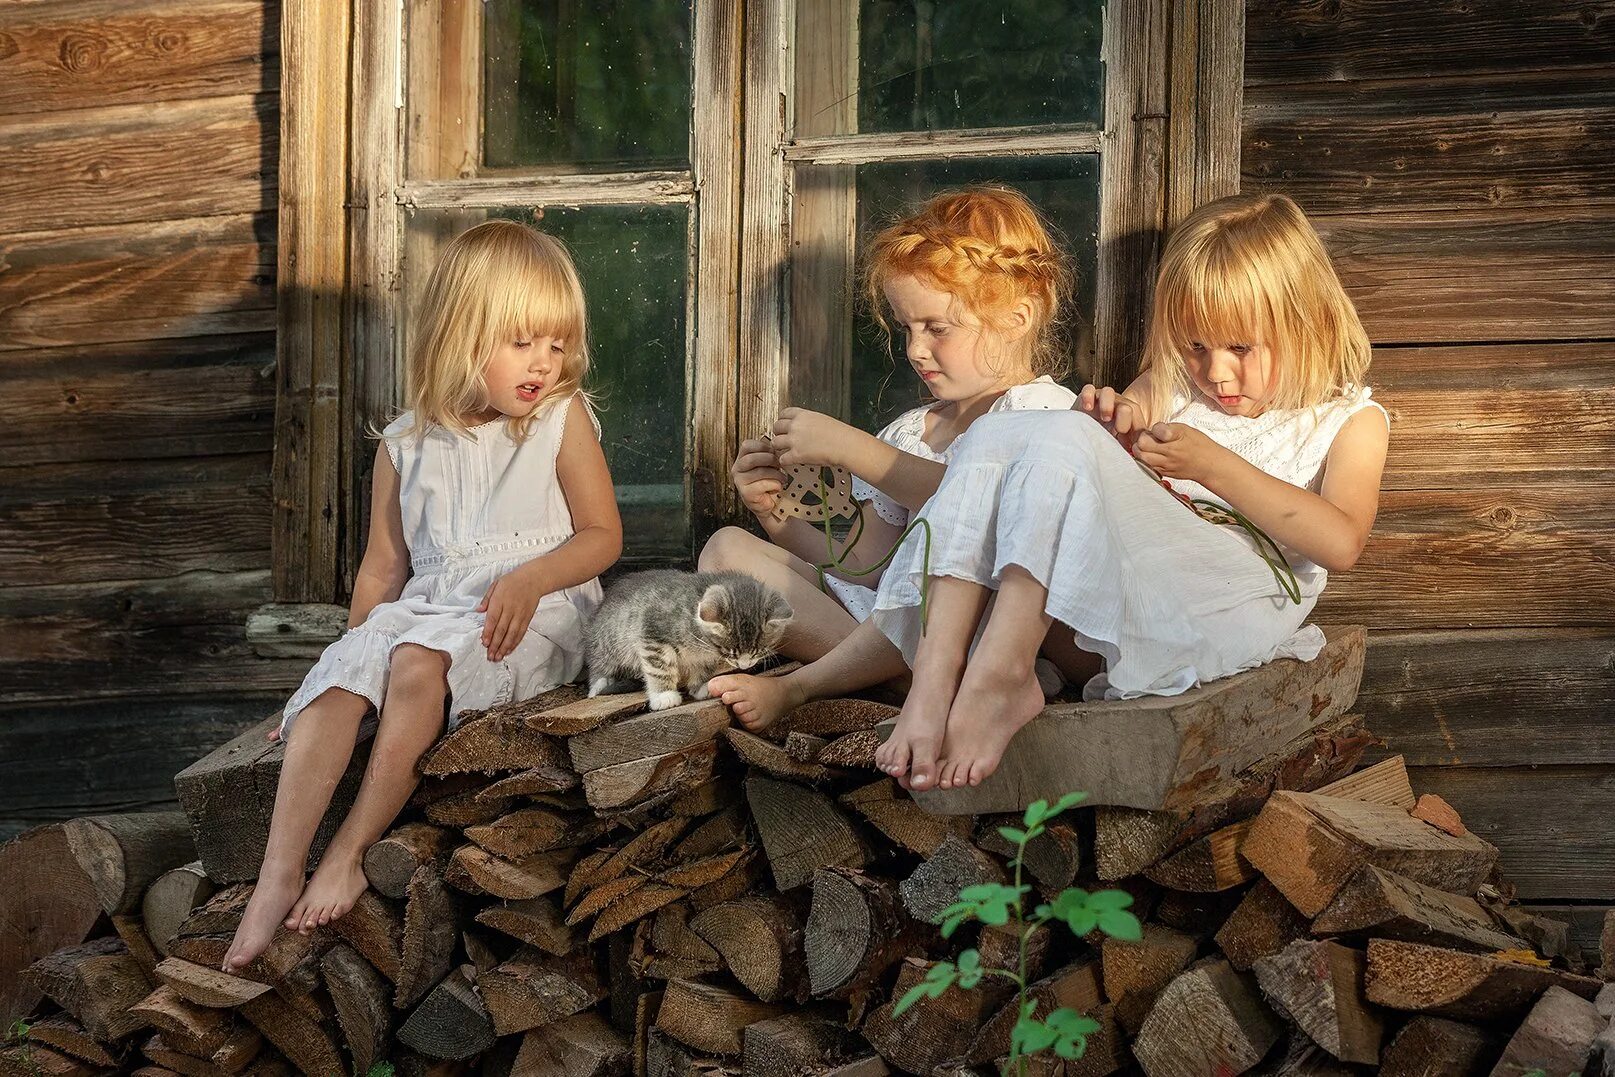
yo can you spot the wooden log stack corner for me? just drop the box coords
[4,627,1613,1077]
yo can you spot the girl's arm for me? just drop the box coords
[770,408,946,513]
[348,444,412,628]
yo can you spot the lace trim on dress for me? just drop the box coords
[412,533,572,571]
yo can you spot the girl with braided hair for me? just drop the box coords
[700,186,1079,729]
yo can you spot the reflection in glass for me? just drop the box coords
[402,204,691,558]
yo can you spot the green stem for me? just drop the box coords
[1014,834,1030,1077]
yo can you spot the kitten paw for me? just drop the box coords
[688,682,713,701]
[647,689,684,711]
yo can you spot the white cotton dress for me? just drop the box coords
[869,385,1388,700]
[279,396,605,738]
[823,375,1078,622]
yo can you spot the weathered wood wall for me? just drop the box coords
[0,0,303,837]
[1243,0,1615,905]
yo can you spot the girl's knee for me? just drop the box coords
[389,643,449,688]
[698,526,763,573]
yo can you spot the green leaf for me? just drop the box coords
[956,948,983,989]
[997,825,1029,844]
[1046,1008,1101,1060]
[1049,791,1088,816]
[1086,889,1135,911]
[1098,908,1144,941]
[365,1065,397,1077]
[951,882,1029,927]
[939,910,971,939]
[1010,1015,1058,1056]
[1022,799,1050,828]
[893,962,959,1017]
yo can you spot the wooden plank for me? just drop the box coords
[1314,208,1615,343]
[783,124,1104,164]
[401,172,693,208]
[1317,485,1615,630]
[0,214,276,351]
[0,334,275,466]
[1166,0,1243,229]
[1245,0,1615,84]
[1244,72,1615,213]
[0,94,276,234]
[0,454,270,585]
[0,0,277,115]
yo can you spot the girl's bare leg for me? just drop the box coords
[222,686,369,971]
[936,565,1055,790]
[698,526,858,661]
[286,644,450,932]
[711,619,909,732]
[875,575,992,792]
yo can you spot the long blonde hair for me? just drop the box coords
[395,219,590,442]
[1139,193,1370,420]
[863,185,1073,382]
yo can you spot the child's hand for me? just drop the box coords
[731,438,786,518]
[1079,384,1148,450]
[477,566,547,662]
[770,408,851,469]
[1134,422,1226,485]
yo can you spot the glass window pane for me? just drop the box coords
[401,204,691,559]
[481,0,693,171]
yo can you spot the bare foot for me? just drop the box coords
[222,869,302,972]
[934,663,1046,790]
[710,672,805,733]
[874,661,965,792]
[284,848,369,934]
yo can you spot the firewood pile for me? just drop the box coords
[4,641,1614,1077]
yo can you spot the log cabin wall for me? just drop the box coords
[1242,0,1615,923]
[0,0,303,838]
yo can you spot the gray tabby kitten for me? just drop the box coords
[584,570,793,711]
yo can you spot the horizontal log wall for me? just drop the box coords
[0,0,301,837]
[1245,0,1615,904]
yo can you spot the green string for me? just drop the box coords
[805,468,934,634]
[1190,497,1303,605]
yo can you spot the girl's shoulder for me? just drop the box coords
[872,403,940,449]
[994,375,1078,413]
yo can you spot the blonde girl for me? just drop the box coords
[873,193,1390,792]
[224,220,622,971]
[700,186,1078,729]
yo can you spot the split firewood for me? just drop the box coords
[783,733,830,763]
[477,896,584,956]
[741,1009,867,1076]
[1216,880,1312,971]
[1243,791,1500,916]
[898,833,1007,922]
[467,807,618,859]
[689,894,805,1003]
[1152,887,1248,941]
[480,948,607,1037]
[482,684,637,737]
[1314,755,1416,808]
[686,851,766,912]
[655,977,788,1057]
[112,913,163,977]
[975,815,1082,892]
[152,957,271,1007]
[722,727,844,784]
[1410,793,1466,836]
[979,921,1051,983]
[860,957,1011,1075]
[566,848,620,907]
[1131,959,1284,1077]
[746,777,870,892]
[837,779,970,858]
[816,730,881,769]
[397,865,459,1008]
[1311,864,1525,953]
[967,959,1103,1064]
[1101,924,1199,1034]
[396,965,497,1060]
[1490,985,1603,1077]
[478,764,582,801]
[815,1058,891,1077]
[320,943,391,1077]
[571,875,651,927]
[20,1015,122,1069]
[660,849,754,891]
[418,711,572,776]
[462,928,505,976]
[1249,1031,1360,1077]
[170,889,322,994]
[805,869,924,1005]
[239,991,345,1077]
[568,701,730,772]
[425,787,514,828]
[0,823,105,1028]
[25,936,151,1041]
[643,904,721,974]
[574,818,692,895]
[141,1031,228,1076]
[644,1027,734,1076]
[1363,938,1603,1021]
[1377,1016,1500,1077]
[584,743,723,811]
[634,986,665,1077]
[1251,940,1384,1064]
[1491,906,1578,968]
[665,774,743,818]
[672,804,748,861]
[446,844,577,900]
[510,1011,630,1076]
[1,1042,108,1077]
[63,812,197,916]
[211,1025,266,1074]
[774,698,898,740]
[329,888,403,983]
[1144,819,1257,892]
[363,823,456,898]
[592,882,690,942]
[142,862,216,960]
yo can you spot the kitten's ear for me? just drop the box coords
[697,583,731,626]
[766,595,794,630]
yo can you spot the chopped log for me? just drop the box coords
[1489,985,1603,1077]
[571,876,652,927]
[1364,939,1603,1021]
[396,965,497,1060]
[1252,940,1384,1064]
[1153,887,1248,941]
[1144,819,1257,892]
[664,776,743,821]
[816,730,880,769]
[1378,1016,1501,1077]
[152,958,271,1007]
[480,949,607,1037]
[1249,1032,1359,1077]
[579,819,693,894]
[805,869,921,1001]
[838,779,971,858]
[687,852,766,913]
[1492,907,1578,968]
[143,863,215,959]
[510,1011,630,1076]
[899,834,1006,923]
[1102,924,1199,1034]
[907,625,1367,814]
[644,1027,734,1076]
[363,823,456,898]
[1216,880,1312,971]
[584,743,723,811]
[673,805,749,861]
[1312,864,1525,953]
[209,1026,263,1074]
[1412,794,1468,837]
[774,698,899,739]
[63,812,197,916]
[398,865,458,1009]
[320,943,392,1077]
[238,991,344,1077]
[132,986,234,1056]
[740,1009,866,1076]
[330,888,403,983]
[1243,791,1500,916]
[1315,755,1417,808]
[524,688,648,737]
[22,1016,121,1069]
[25,936,150,1040]
[783,733,829,763]
[1131,959,1284,1077]
[140,1033,228,1077]
[978,920,1051,983]
[689,895,805,1003]
[967,959,1103,1064]
[975,816,1082,892]
[568,701,730,772]
[746,777,870,893]
[418,711,571,776]
[0,824,103,1027]
[592,883,691,943]
[425,788,514,827]
[478,896,585,956]
[721,728,839,784]
[1,1042,109,1077]
[655,978,787,1057]
[467,808,618,859]
[478,764,582,800]
[634,986,665,1076]
[113,914,163,977]
[659,850,753,891]
[860,957,1009,1075]
[446,845,577,900]
[1093,710,1373,879]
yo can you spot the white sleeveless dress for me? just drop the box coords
[279,396,605,738]
[869,385,1388,700]
[823,376,1077,622]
